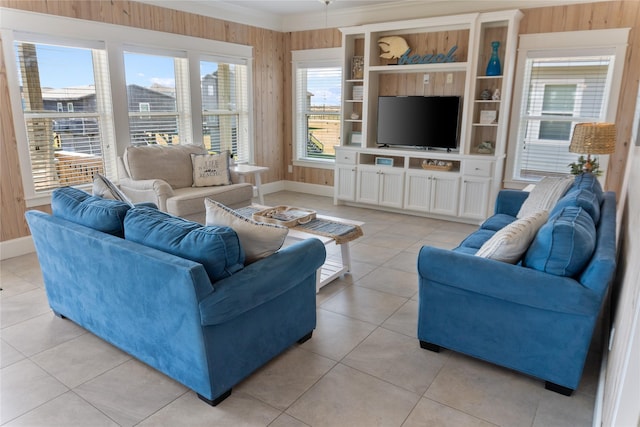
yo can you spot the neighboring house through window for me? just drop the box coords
[505,29,629,186]
[292,48,342,168]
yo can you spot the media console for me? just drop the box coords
[336,10,522,223]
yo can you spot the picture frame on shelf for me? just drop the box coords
[480,110,497,124]
[350,132,362,146]
[352,85,363,100]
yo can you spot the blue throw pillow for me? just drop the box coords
[51,187,131,237]
[124,207,244,283]
[551,188,600,225]
[572,173,603,204]
[523,207,596,277]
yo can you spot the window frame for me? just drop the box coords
[1,8,253,207]
[291,48,342,170]
[504,29,629,188]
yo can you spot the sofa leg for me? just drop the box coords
[419,340,440,353]
[198,389,232,406]
[52,310,66,319]
[545,381,573,396]
[297,331,313,344]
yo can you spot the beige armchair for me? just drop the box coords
[118,144,253,223]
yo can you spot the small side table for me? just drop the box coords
[231,165,269,204]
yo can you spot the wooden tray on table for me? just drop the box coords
[252,206,316,227]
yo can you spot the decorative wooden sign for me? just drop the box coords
[378,35,458,64]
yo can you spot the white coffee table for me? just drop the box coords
[251,205,364,292]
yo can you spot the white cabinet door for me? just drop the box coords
[356,166,380,205]
[404,170,433,212]
[459,176,491,219]
[335,165,357,201]
[429,173,460,216]
[379,168,404,208]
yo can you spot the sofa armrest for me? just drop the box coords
[494,190,529,217]
[198,238,326,326]
[119,178,174,211]
[417,246,601,315]
[229,169,241,185]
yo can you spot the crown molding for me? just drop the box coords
[137,0,607,33]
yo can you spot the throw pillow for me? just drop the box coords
[476,210,549,264]
[523,206,596,277]
[516,176,574,218]
[92,173,135,207]
[51,186,132,237]
[204,198,288,264]
[572,172,604,203]
[124,206,244,283]
[191,152,231,187]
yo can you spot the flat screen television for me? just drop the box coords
[376,96,461,150]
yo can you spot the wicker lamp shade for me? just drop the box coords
[569,123,616,155]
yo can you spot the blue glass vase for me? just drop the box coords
[486,41,501,76]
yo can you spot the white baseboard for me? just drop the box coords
[282,180,334,197]
[0,235,35,260]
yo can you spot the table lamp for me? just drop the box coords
[569,122,616,173]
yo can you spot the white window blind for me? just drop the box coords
[293,50,342,163]
[200,60,250,163]
[124,51,192,146]
[514,55,613,180]
[13,40,115,191]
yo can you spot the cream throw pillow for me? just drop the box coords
[92,173,135,207]
[204,198,288,264]
[517,176,573,219]
[191,152,231,187]
[476,210,549,263]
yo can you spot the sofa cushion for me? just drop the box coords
[524,207,596,277]
[123,144,207,189]
[551,188,600,224]
[124,207,244,282]
[572,172,604,203]
[517,176,574,218]
[191,152,232,187]
[51,187,131,237]
[476,210,549,263]
[457,229,496,251]
[205,198,288,264]
[480,214,516,231]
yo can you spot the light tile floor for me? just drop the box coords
[1,191,599,426]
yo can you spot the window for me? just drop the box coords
[12,39,114,191]
[200,59,251,163]
[292,48,342,166]
[506,29,628,185]
[3,9,253,206]
[124,51,191,146]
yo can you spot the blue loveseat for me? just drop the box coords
[417,173,616,395]
[26,187,326,405]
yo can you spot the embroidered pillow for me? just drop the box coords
[191,152,231,187]
[517,176,574,218]
[205,198,288,264]
[476,210,549,263]
[92,173,135,207]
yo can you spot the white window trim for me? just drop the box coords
[1,7,253,206]
[504,28,629,189]
[291,47,341,170]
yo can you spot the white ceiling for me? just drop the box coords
[137,0,608,32]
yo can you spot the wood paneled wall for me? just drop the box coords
[1,1,639,242]
[519,1,640,194]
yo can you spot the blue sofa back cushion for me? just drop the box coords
[551,188,601,224]
[124,207,244,283]
[51,187,131,237]
[572,172,603,203]
[524,206,596,277]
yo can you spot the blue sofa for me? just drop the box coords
[26,187,326,405]
[417,174,616,395]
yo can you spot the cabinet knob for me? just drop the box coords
[475,167,480,170]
